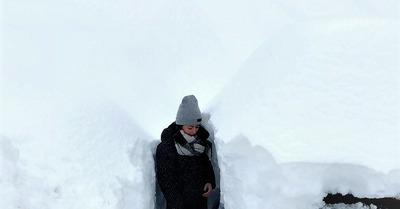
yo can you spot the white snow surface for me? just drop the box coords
[1,1,399,209]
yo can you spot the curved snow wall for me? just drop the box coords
[207,17,399,209]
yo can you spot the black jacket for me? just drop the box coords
[156,122,216,209]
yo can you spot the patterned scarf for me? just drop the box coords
[175,130,212,159]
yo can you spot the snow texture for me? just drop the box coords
[1,0,399,209]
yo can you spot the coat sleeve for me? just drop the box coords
[156,141,184,209]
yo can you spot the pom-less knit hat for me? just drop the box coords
[176,95,202,125]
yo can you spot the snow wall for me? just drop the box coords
[207,17,400,209]
[1,1,399,209]
[1,98,156,209]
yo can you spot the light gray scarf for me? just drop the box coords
[175,130,211,159]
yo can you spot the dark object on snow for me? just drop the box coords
[156,122,216,209]
[323,193,400,209]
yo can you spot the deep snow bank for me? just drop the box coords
[216,135,400,209]
[2,1,399,209]
[2,0,235,137]
[207,17,400,208]
[209,17,399,171]
[0,97,155,209]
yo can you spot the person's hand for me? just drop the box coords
[202,183,212,197]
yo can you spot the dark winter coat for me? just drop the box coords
[156,122,216,209]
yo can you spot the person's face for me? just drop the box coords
[182,125,199,136]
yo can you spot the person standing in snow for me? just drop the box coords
[156,95,216,209]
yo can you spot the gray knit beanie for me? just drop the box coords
[176,95,202,125]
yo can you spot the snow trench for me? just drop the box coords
[1,100,399,209]
[153,114,223,209]
[152,113,400,209]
